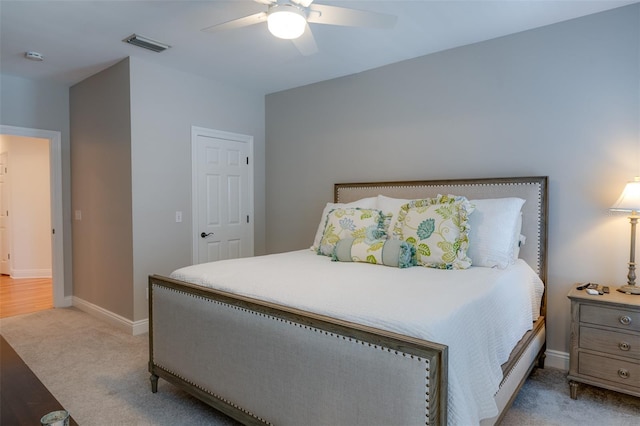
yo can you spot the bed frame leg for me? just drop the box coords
[534,342,546,369]
[150,373,159,393]
[537,352,546,369]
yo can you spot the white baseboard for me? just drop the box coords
[545,349,570,371]
[132,318,149,335]
[58,295,73,308]
[11,268,52,278]
[72,296,148,336]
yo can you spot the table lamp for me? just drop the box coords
[611,177,640,294]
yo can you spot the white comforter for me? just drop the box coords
[171,250,544,425]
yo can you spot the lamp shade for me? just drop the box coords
[267,4,306,39]
[611,177,640,212]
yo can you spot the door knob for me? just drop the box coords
[200,232,214,238]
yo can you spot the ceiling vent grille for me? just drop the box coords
[123,34,170,53]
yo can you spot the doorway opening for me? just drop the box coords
[0,125,65,312]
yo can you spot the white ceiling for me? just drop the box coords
[1,0,636,94]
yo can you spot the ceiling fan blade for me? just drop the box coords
[307,4,396,28]
[292,24,318,56]
[291,0,314,7]
[254,0,275,5]
[201,12,267,33]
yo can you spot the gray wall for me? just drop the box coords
[70,56,265,323]
[129,57,265,321]
[0,74,72,296]
[70,59,134,319]
[265,5,640,359]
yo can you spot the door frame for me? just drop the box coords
[0,125,66,307]
[0,151,9,276]
[191,126,254,264]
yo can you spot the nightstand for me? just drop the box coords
[567,286,640,399]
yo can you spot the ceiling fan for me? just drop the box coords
[202,0,397,56]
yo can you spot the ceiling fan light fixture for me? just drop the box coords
[267,4,306,40]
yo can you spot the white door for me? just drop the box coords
[192,127,254,264]
[0,152,8,275]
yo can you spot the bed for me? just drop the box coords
[148,176,548,425]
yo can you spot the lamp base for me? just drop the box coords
[617,284,640,295]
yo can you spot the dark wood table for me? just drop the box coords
[0,335,78,425]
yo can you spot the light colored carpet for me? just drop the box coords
[501,362,640,426]
[1,307,639,425]
[1,307,238,425]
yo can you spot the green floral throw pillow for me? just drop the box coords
[332,238,416,268]
[318,208,387,257]
[393,195,474,269]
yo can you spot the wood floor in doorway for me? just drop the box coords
[0,275,52,318]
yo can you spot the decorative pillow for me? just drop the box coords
[394,195,474,269]
[377,195,411,239]
[466,198,525,269]
[332,238,416,268]
[317,208,387,257]
[310,197,377,251]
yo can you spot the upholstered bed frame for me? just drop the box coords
[148,176,548,425]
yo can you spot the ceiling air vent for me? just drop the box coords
[123,34,170,53]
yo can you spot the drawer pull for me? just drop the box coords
[618,368,630,379]
[619,315,632,326]
[618,342,631,351]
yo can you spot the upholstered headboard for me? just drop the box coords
[335,176,548,287]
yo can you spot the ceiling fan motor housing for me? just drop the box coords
[267,3,307,39]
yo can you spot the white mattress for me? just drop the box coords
[171,250,544,425]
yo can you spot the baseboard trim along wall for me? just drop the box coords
[72,296,149,336]
[545,349,570,371]
[10,269,53,279]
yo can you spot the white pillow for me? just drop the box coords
[512,213,524,261]
[467,197,525,269]
[377,195,411,238]
[310,197,377,251]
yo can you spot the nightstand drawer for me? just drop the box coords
[581,304,640,332]
[580,326,640,359]
[579,352,640,387]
